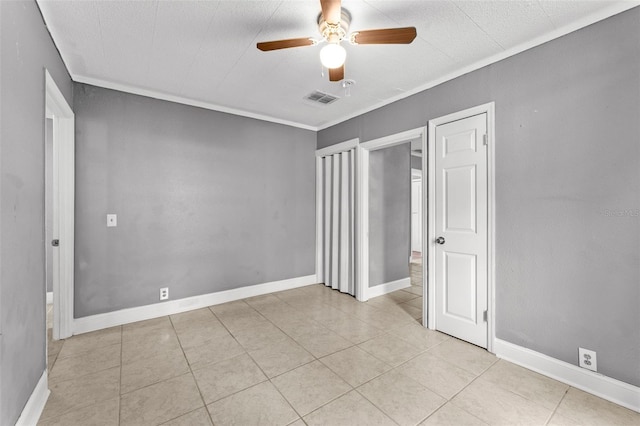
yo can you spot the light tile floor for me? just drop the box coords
[41,278,639,425]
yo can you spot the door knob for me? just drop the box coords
[52,239,59,247]
[435,237,445,245]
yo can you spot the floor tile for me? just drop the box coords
[385,291,419,304]
[404,296,423,309]
[122,316,174,342]
[120,373,203,426]
[243,293,283,310]
[397,352,477,399]
[121,347,190,394]
[38,397,119,426]
[402,285,423,296]
[320,346,392,387]
[248,337,315,378]
[232,322,290,351]
[47,331,64,357]
[428,337,497,375]
[193,353,267,403]
[216,309,266,334]
[358,369,446,426]
[171,308,217,327]
[451,379,552,425]
[40,367,120,421]
[56,327,121,359]
[388,322,450,351]
[397,303,422,319]
[121,327,182,364]
[553,387,640,425]
[49,343,120,381]
[324,316,384,344]
[160,407,213,426]
[358,333,423,366]
[209,300,253,316]
[479,360,569,409]
[420,403,489,425]
[303,390,395,426]
[183,332,245,370]
[291,327,352,358]
[174,320,230,349]
[272,360,352,416]
[207,381,299,426]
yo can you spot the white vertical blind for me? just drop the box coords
[321,149,356,296]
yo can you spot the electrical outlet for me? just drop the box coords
[159,287,169,301]
[579,347,597,372]
[106,214,117,227]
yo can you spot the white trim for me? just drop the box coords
[494,339,640,413]
[427,102,496,353]
[15,370,50,426]
[73,275,317,335]
[45,70,75,340]
[367,277,411,299]
[315,138,359,157]
[46,292,53,304]
[73,75,317,132]
[316,3,638,130]
[411,168,422,179]
[357,127,427,303]
[355,144,369,302]
[315,156,324,285]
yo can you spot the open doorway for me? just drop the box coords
[356,127,427,323]
[44,70,75,352]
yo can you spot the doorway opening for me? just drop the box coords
[45,70,75,345]
[356,127,427,308]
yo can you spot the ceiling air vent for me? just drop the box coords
[304,90,339,105]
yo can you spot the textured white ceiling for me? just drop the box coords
[37,0,637,130]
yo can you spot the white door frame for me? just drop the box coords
[356,127,427,303]
[427,102,496,352]
[315,138,360,295]
[45,70,75,340]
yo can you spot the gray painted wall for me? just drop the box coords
[74,83,316,317]
[369,144,411,287]
[318,9,640,387]
[410,155,422,171]
[0,1,73,424]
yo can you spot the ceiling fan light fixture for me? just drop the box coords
[320,43,346,69]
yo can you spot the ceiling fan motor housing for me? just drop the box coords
[317,8,351,43]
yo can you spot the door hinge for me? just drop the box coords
[483,134,488,146]
[483,310,488,322]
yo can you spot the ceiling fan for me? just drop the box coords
[257,0,417,82]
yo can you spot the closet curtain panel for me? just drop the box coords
[321,149,356,296]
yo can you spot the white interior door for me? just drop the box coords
[434,113,488,348]
[411,179,422,253]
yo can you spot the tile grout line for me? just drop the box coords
[167,312,217,426]
[118,325,123,426]
[544,386,570,425]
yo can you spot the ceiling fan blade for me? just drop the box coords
[351,27,417,45]
[320,0,342,24]
[257,37,315,51]
[329,65,344,82]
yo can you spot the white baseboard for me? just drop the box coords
[368,277,411,299]
[46,292,53,304]
[494,338,640,413]
[73,274,318,335]
[16,370,50,426]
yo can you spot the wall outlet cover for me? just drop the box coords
[578,347,597,372]
[106,214,117,227]
[159,287,169,301]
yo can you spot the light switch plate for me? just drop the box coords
[107,214,117,227]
